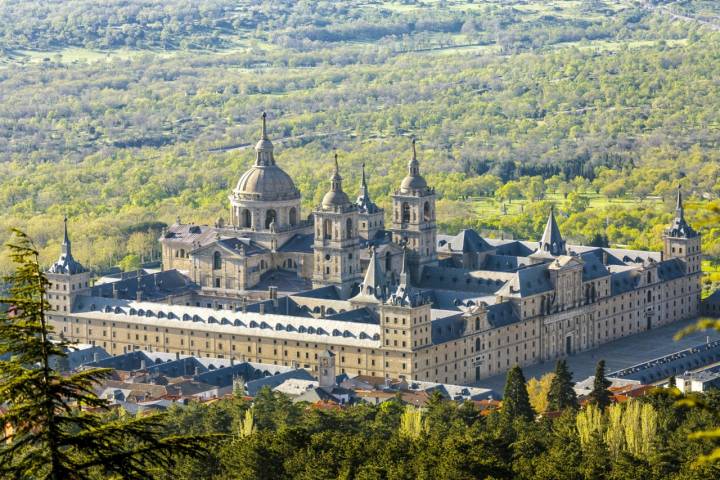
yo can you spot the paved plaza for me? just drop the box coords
[477,317,720,394]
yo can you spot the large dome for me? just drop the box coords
[235,164,300,202]
[233,112,301,202]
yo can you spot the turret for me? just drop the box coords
[312,153,362,298]
[390,139,437,283]
[46,217,91,313]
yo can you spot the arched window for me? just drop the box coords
[213,252,222,270]
[346,218,353,239]
[647,271,652,284]
[323,219,332,240]
[647,290,652,303]
[180,249,185,258]
[241,209,251,228]
[423,201,431,222]
[401,202,411,223]
[265,209,276,229]
[289,207,297,226]
[475,338,481,352]
[385,251,391,271]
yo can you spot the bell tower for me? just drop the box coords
[312,153,362,298]
[663,187,701,274]
[46,217,91,314]
[390,139,437,283]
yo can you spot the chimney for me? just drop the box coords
[259,303,265,315]
[268,286,277,300]
[602,251,608,265]
[320,305,325,318]
[230,357,235,366]
[175,351,180,360]
[93,352,100,363]
[112,283,118,299]
[140,359,146,370]
[136,289,143,302]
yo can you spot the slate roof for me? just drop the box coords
[89,269,196,301]
[437,229,494,254]
[657,258,686,281]
[486,302,519,327]
[481,254,531,272]
[419,266,510,293]
[536,208,566,256]
[430,313,466,344]
[497,264,553,298]
[610,269,640,295]
[277,233,314,253]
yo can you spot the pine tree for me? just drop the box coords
[588,360,612,411]
[547,359,578,411]
[0,230,211,480]
[502,365,534,421]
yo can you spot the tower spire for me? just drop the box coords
[676,185,684,219]
[254,111,274,166]
[331,151,342,191]
[62,215,70,252]
[48,216,86,275]
[536,205,566,256]
[408,138,420,176]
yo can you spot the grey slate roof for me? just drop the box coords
[48,217,87,275]
[277,233,314,253]
[437,229,494,254]
[486,302,519,327]
[657,258,686,281]
[497,264,553,298]
[481,254,531,272]
[535,207,566,256]
[245,369,315,397]
[89,269,196,301]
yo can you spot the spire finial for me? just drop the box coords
[63,215,69,245]
[261,111,267,139]
[334,151,339,173]
[411,137,417,160]
[361,162,367,188]
[676,184,683,211]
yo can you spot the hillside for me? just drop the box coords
[1,0,720,278]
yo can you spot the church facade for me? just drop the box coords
[46,114,702,385]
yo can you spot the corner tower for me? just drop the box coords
[390,139,437,283]
[312,153,362,298]
[46,217,91,314]
[663,187,701,274]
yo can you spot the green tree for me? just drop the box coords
[0,230,210,480]
[119,253,142,271]
[502,365,534,421]
[547,359,579,411]
[588,360,613,411]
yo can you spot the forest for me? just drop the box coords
[1,0,720,287]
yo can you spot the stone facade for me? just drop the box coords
[46,117,702,385]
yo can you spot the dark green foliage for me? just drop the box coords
[547,359,578,411]
[0,230,213,480]
[588,359,613,411]
[502,365,535,421]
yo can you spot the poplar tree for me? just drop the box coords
[0,230,210,480]
[588,360,612,411]
[547,359,578,411]
[502,365,534,421]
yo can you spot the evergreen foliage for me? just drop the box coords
[502,365,534,421]
[547,359,579,411]
[0,229,212,480]
[588,360,613,411]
